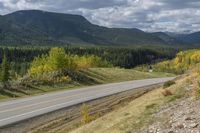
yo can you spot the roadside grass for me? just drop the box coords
[0,83,82,101]
[69,75,188,133]
[0,68,174,101]
[163,80,176,89]
[193,81,200,99]
[81,68,175,84]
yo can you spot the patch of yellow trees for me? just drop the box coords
[28,47,110,76]
[154,50,200,74]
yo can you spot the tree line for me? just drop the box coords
[0,46,180,77]
[29,47,110,76]
[154,49,200,74]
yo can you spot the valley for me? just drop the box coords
[0,5,199,133]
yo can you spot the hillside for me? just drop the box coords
[0,67,173,100]
[177,32,200,45]
[152,32,180,45]
[0,15,58,45]
[68,70,200,133]
[0,10,185,46]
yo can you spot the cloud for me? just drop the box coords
[0,0,200,33]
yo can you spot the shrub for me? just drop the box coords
[80,103,101,125]
[145,103,157,110]
[134,65,150,72]
[80,104,92,124]
[185,77,193,84]
[22,70,71,85]
[163,80,175,89]
[193,64,200,75]
[161,89,172,97]
[194,81,200,99]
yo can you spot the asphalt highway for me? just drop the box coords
[0,77,174,127]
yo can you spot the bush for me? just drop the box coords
[194,81,200,99]
[22,70,71,85]
[80,104,92,124]
[134,65,150,72]
[163,80,175,88]
[80,103,101,125]
[193,64,200,75]
[161,89,172,97]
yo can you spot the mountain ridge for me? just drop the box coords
[0,10,198,46]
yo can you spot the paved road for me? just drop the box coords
[0,77,174,127]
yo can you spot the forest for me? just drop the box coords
[0,45,197,99]
[0,46,180,78]
[154,49,200,74]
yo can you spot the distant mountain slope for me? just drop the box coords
[177,32,200,45]
[4,10,167,46]
[151,32,180,45]
[0,10,196,46]
[0,14,58,45]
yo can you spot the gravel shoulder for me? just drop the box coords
[139,97,200,133]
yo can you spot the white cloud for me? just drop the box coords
[0,0,44,12]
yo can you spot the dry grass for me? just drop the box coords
[161,89,172,97]
[192,64,200,75]
[193,82,200,99]
[80,104,92,124]
[64,77,188,133]
[163,80,176,89]
[0,68,174,101]
[80,104,100,125]
[81,68,175,84]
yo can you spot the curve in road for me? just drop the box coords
[0,77,174,127]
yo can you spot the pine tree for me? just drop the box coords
[1,52,10,89]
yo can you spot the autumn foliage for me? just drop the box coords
[154,50,200,74]
[28,47,110,76]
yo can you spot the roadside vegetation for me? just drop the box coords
[0,47,198,103]
[154,49,200,74]
[0,47,174,100]
[57,49,200,133]
[163,80,176,88]
[2,46,200,132]
[69,67,200,133]
[67,74,190,133]
[27,47,110,84]
[0,46,199,132]
[0,46,179,77]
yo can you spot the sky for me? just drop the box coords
[0,0,199,33]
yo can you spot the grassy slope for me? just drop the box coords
[68,75,189,133]
[80,68,174,84]
[0,68,174,101]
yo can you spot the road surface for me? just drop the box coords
[0,77,174,127]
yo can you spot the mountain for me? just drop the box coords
[151,32,180,45]
[0,14,58,45]
[176,32,200,45]
[4,10,167,46]
[0,10,194,46]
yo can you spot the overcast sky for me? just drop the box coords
[0,0,199,33]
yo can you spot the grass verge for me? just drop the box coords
[0,68,174,101]
[69,75,188,133]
